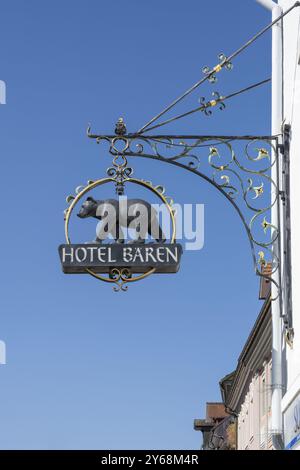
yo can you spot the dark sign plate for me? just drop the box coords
[59,243,182,274]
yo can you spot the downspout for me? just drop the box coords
[256,0,284,450]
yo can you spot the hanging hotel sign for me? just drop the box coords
[58,124,182,291]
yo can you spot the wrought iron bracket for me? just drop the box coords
[86,120,293,343]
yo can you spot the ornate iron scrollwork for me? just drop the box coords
[87,124,281,297]
[86,121,293,341]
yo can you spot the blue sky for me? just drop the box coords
[0,0,272,449]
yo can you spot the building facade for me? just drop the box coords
[236,359,272,450]
[195,275,272,450]
[226,296,272,450]
[194,403,236,450]
[222,295,273,450]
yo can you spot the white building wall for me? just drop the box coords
[237,360,272,450]
[279,0,300,451]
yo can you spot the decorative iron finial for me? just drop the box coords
[115,117,127,136]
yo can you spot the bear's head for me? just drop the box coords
[77,196,99,218]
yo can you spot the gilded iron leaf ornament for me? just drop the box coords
[202,52,233,83]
